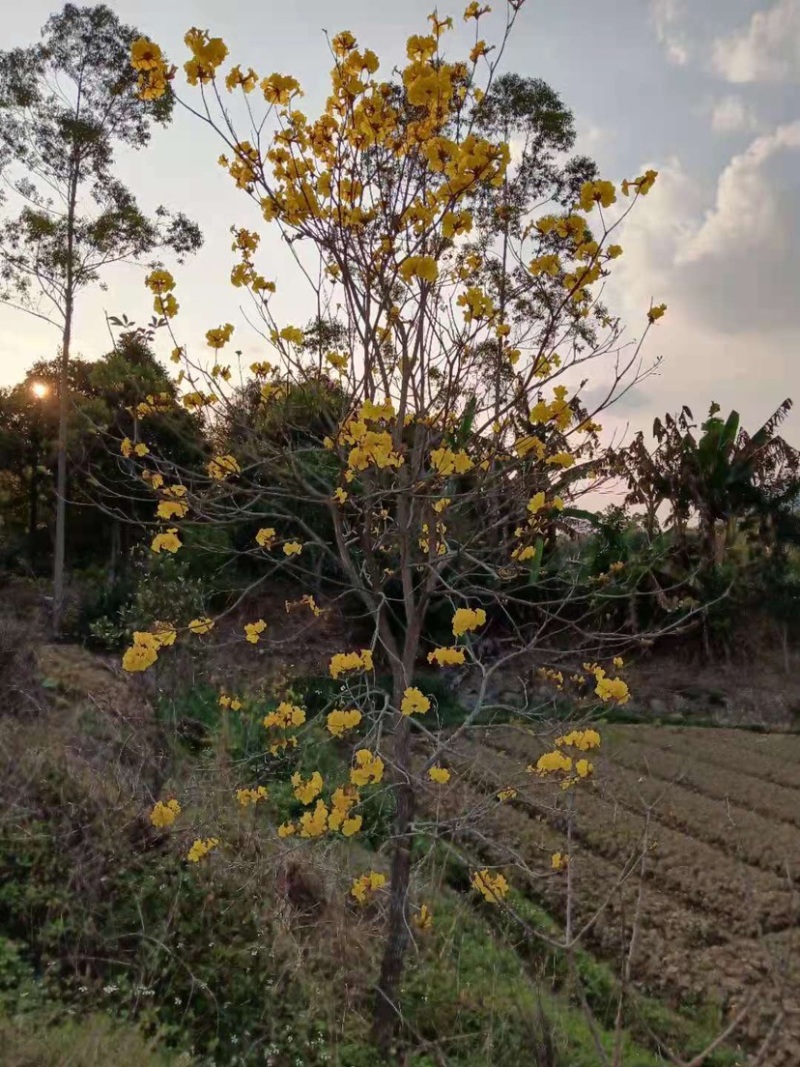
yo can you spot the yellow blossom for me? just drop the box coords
[413,903,433,930]
[427,646,465,667]
[333,487,348,504]
[595,676,630,704]
[350,870,386,904]
[157,499,189,520]
[326,708,362,738]
[451,607,486,637]
[350,749,384,787]
[291,770,323,805]
[283,541,303,556]
[299,799,329,838]
[647,303,667,324]
[236,786,268,807]
[471,868,509,903]
[551,851,568,870]
[277,822,296,838]
[150,798,181,828]
[255,527,276,548]
[244,619,267,644]
[151,529,182,554]
[428,765,451,784]
[186,837,219,864]
[399,255,438,284]
[329,649,374,679]
[497,787,517,802]
[206,323,234,349]
[207,454,240,480]
[532,750,573,776]
[401,687,431,716]
[131,38,164,71]
[555,729,601,751]
[188,617,214,635]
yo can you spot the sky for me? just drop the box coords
[1,0,798,459]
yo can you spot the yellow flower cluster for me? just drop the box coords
[122,628,173,672]
[551,851,568,871]
[471,868,509,903]
[578,179,617,213]
[285,594,324,617]
[401,687,431,717]
[350,749,384,787]
[188,617,214,635]
[151,528,182,555]
[350,870,386,904]
[555,728,601,751]
[150,798,181,828]
[326,708,362,738]
[413,903,433,930]
[584,662,630,705]
[186,837,219,863]
[328,786,362,836]
[622,169,658,197]
[595,675,630,704]
[263,701,306,753]
[255,527,276,548]
[184,27,228,86]
[219,690,243,711]
[451,607,486,637]
[329,649,374,679]
[530,749,594,789]
[156,497,188,521]
[497,787,517,802]
[428,765,450,784]
[292,770,323,805]
[120,437,149,458]
[283,541,303,556]
[427,646,465,667]
[429,447,473,477]
[206,323,234,349]
[244,619,267,644]
[130,37,171,100]
[299,799,329,838]
[207,454,240,480]
[236,785,268,807]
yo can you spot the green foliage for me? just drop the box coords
[0,1010,179,1067]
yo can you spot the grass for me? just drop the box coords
[0,1011,180,1067]
[0,638,749,1066]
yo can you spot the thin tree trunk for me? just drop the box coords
[52,319,71,632]
[372,711,415,1053]
[28,439,39,568]
[52,151,79,633]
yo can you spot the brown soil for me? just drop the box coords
[438,723,800,1065]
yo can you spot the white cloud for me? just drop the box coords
[709,94,760,134]
[678,121,800,263]
[650,0,691,65]
[598,156,800,451]
[712,0,800,83]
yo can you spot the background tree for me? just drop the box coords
[0,3,203,629]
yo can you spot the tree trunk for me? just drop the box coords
[372,712,415,1052]
[52,151,79,633]
[52,307,72,632]
[28,440,39,568]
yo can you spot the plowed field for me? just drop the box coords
[441,724,800,1065]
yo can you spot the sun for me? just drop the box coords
[31,381,48,399]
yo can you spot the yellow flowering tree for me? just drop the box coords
[120,4,668,1046]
